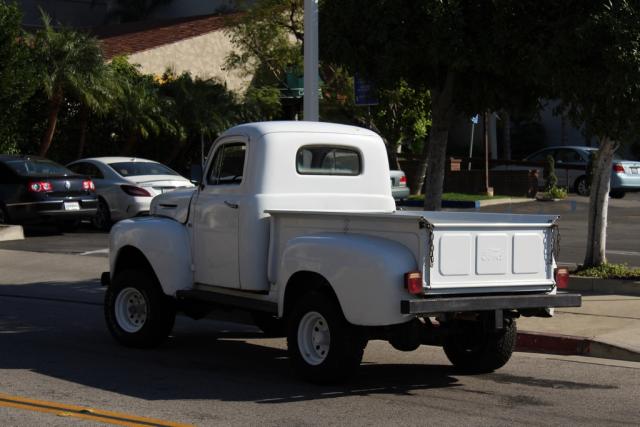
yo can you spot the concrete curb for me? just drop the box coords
[568,275,640,296]
[0,225,24,242]
[516,331,640,363]
[399,197,533,209]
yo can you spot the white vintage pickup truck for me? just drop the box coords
[102,121,580,383]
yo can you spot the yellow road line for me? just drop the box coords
[0,392,194,427]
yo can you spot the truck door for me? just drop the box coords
[192,141,247,289]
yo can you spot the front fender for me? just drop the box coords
[110,217,192,296]
[278,233,418,326]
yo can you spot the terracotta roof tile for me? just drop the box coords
[95,12,242,59]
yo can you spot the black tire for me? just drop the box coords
[0,205,9,224]
[287,291,366,383]
[443,318,517,374]
[252,312,286,337]
[574,176,590,196]
[104,268,176,348]
[609,189,625,199]
[93,198,112,231]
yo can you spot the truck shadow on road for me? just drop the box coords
[0,281,460,404]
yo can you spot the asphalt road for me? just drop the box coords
[1,276,639,426]
[1,192,638,266]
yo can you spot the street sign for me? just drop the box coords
[471,114,480,124]
[354,75,379,106]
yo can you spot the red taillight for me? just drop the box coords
[399,175,407,187]
[555,267,570,289]
[121,184,152,197]
[82,180,95,191]
[28,181,53,193]
[613,163,625,173]
[405,271,423,295]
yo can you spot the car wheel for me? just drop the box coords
[0,205,9,224]
[574,176,590,196]
[104,268,176,348]
[93,198,112,231]
[287,291,367,383]
[609,189,625,199]
[443,318,517,374]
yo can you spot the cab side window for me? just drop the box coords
[207,143,246,185]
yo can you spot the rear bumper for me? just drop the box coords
[401,292,581,314]
[392,187,410,200]
[6,199,97,223]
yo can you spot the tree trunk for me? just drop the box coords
[502,110,511,160]
[122,133,137,156]
[77,106,89,158]
[388,141,401,170]
[583,136,617,267]
[423,72,455,211]
[409,140,429,195]
[38,88,64,157]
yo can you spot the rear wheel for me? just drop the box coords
[287,291,366,383]
[574,176,590,196]
[104,268,175,348]
[0,205,9,224]
[93,198,112,231]
[609,189,625,199]
[443,317,517,373]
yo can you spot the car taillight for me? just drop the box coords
[121,184,152,197]
[82,180,95,191]
[399,175,407,187]
[405,271,423,295]
[613,163,625,173]
[27,181,53,193]
[555,267,570,289]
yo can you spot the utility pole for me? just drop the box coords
[303,0,319,121]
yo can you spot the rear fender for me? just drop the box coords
[110,217,192,296]
[277,233,417,326]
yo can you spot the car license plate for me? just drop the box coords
[631,167,639,174]
[64,202,80,211]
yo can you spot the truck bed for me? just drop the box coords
[267,209,559,296]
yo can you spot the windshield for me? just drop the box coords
[5,158,74,177]
[108,161,180,177]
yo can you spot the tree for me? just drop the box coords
[547,1,640,267]
[320,1,545,210]
[108,57,181,156]
[33,11,106,157]
[0,1,38,152]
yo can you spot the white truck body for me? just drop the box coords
[104,121,579,381]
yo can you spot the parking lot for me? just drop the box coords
[1,194,639,426]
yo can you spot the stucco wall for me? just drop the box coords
[128,30,250,93]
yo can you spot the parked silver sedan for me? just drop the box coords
[67,157,194,229]
[390,170,410,201]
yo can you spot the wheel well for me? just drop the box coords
[283,271,340,318]
[114,245,156,279]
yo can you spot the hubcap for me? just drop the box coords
[578,180,589,196]
[297,311,331,365]
[114,287,148,333]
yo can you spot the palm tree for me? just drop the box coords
[34,10,106,157]
[109,57,182,155]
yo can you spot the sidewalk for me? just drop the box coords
[516,286,640,362]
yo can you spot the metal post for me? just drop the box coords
[468,122,475,171]
[303,0,319,121]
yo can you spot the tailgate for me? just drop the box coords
[422,211,559,295]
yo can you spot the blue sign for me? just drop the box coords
[471,114,480,124]
[354,75,379,106]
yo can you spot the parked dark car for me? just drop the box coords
[0,155,98,229]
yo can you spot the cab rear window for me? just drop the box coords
[296,146,361,176]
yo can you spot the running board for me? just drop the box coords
[176,289,278,314]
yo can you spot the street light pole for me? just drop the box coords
[303,0,319,121]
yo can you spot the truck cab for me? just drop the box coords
[103,121,580,383]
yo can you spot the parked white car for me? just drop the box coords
[67,157,194,229]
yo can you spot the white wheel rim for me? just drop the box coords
[297,311,331,366]
[115,287,148,333]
